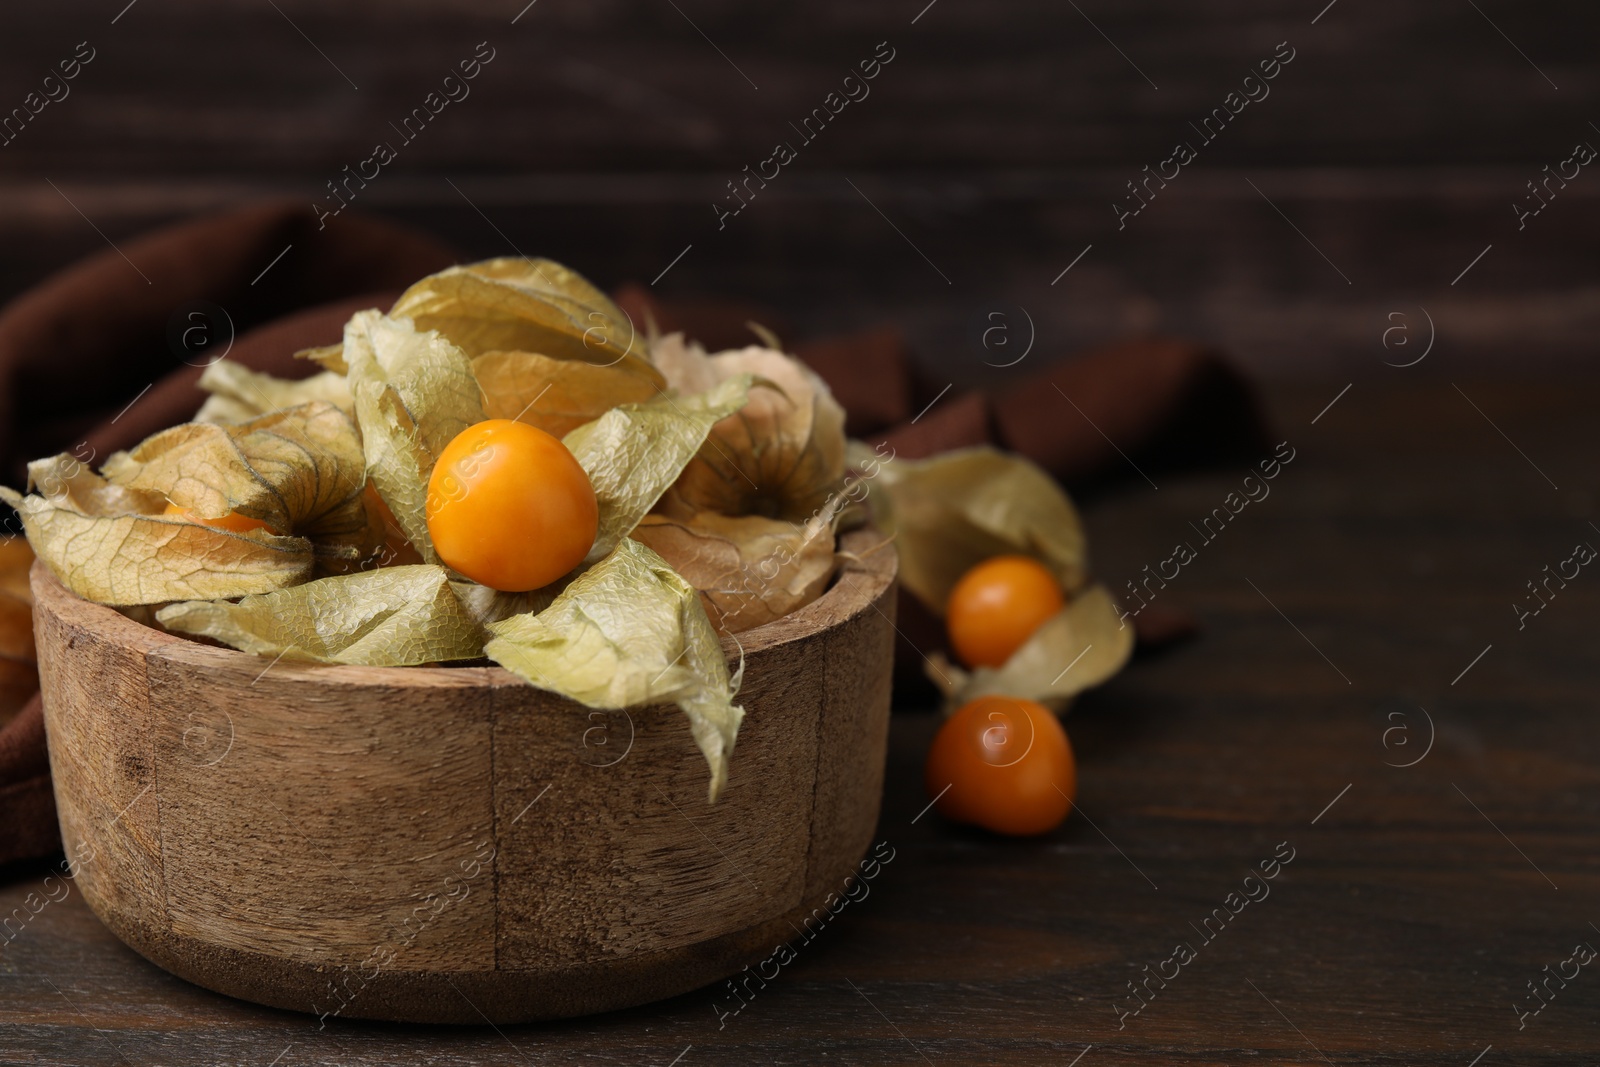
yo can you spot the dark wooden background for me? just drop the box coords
[1,0,1596,381]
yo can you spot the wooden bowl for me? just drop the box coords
[31,529,895,1024]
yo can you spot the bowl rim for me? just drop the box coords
[29,525,897,690]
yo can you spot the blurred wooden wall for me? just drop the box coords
[1,0,1596,381]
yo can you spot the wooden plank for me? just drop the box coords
[0,3,1589,173]
[0,171,1593,394]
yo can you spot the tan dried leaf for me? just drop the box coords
[296,343,348,375]
[485,538,743,802]
[102,401,379,566]
[2,457,312,606]
[343,309,486,565]
[194,360,352,424]
[563,374,753,563]
[927,584,1133,711]
[390,258,660,382]
[472,350,658,438]
[858,444,1088,613]
[4,403,381,605]
[654,337,847,523]
[451,581,557,632]
[631,507,839,634]
[157,564,486,666]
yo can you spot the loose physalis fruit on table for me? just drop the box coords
[924,695,1076,836]
[857,444,1133,711]
[426,419,599,592]
[946,554,1064,669]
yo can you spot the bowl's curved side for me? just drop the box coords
[88,863,898,1024]
[31,530,897,1022]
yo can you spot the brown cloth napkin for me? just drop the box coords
[0,202,1267,867]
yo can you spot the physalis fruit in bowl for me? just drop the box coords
[426,419,599,592]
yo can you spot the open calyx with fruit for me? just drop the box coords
[6,258,1129,810]
[864,446,1134,835]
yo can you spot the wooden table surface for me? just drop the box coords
[2,378,1597,1065]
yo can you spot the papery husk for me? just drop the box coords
[194,360,352,424]
[563,375,754,563]
[390,258,660,381]
[102,402,377,558]
[342,309,485,565]
[631,506,840,635]
[157,564,486,667]
[653,335,847,523]
[855,443,1088,612]
[147,320,755,711]
[485,538,743,802]
[472,350,658,438]
[926,584,1133,712]
[363,484,425,569]
[297,343,348,375]
[2,402,379,605]
[4,456,309,605]
[294,259,662,386]
[450,581,558,631]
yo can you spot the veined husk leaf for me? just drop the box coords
[390,258,659,382]
[472,350,658,438]
[563,375,753,563]
[451,581,557,631]
[630,504,840,635]
[855,443,1088,613]
[343,309,485,565]
[297,343,348,375]
[927,584,1133,712]
[485,538,743,802]
[102,402,375,550]
[156,564,485,666]
[194,360,352,424]
[654,336,847,523]
[3,403,380,605]
[3,455,310,605]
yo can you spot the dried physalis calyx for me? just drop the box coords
[472,350,659,439]
[632,334,849,632]
[631,504,841,635]
[857,444,1132,712]
[193,359,352,424]
[652,334,847,522]
[295,256,663,386]
[390,257,657,375]
[0,402,381,605]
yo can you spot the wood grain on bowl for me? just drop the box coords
[30,528,896,1023]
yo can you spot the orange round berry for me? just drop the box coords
[425,419,598,592]
[946,555,1064,668]
[924,695,1076,836]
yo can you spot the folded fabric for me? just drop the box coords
[0,202,1267,867]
